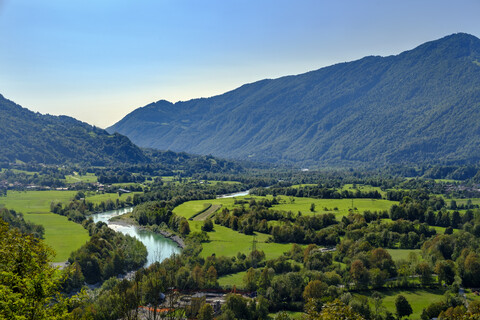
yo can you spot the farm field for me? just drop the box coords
[64,172,97,184]
[386,249,422,262]
[84,191,143,204]
[175,195,398,219]
[218,269,249,289]
[269,196,396,217]
[268,311,304,319]
[0,190,139,261]
[189,220,293,259]
[342,183,386,196]
[0,190,89,262]
[173,197,240,219]
[357,288,446,319]
[174,195,398,260]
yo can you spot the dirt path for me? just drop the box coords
[192,204,222,221]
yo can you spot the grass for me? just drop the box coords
[268,311,304,319]
[173,197,240,219]
[357,288,446,319]
[290,184,317,188]
[342,184,386,197]
[25,213,89,262]
[192,204,222,221]
[218,270,249,289]
[386,249,422,262]
[0,190,77,213]
[187,219,293,260]
[450,198,480,206]
[174,197,294,259]
[84,192,143,204]
[0,190,89,262]
[465,288,480,302]
[205,180,242,185]
[175,195,397,261]
[64,172,97,184]
[270,196,396,218]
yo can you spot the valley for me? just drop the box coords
[4,32,480,320]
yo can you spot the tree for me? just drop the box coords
[243,267,257,292]
[303,280,328,301]
[371,291,384,319]
[305,299,364,320]
[435,260,455,285]
[202,218,214,232]
[310,203,316,212]
[198,303,214,320]
[220,294,251,320]
[206,266,218,288]
[274,311,292,320]
[395,295,413,319]
[0,219,70,319]
[416,262,433,286]
[350,260,370,288]
[179,219,190,235]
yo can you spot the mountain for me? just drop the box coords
[0,94,147,165]
[108,33,480,166]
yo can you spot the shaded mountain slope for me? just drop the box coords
[0,95,146,165]
[109,33,480,166]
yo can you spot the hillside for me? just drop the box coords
[0,94,147,165]
[108,33,480,166]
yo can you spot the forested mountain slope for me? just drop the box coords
[109,33,480,166]
[0,94,147,165]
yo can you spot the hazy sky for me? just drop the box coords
[1,0,479,128]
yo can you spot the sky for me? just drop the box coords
[1,1,480,128]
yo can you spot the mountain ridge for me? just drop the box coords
[108,32,480,166]
[0,94,147,165]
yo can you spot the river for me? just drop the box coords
[91,207,181,267]
[90,190,250,266]
[216,189,250,198]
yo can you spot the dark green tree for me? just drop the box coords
[395,295,413,319]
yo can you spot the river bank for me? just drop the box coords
[91,207,181,267]
[108,218,186,249]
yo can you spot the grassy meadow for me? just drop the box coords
[357,288,446,319]
[0,190,140,262]
[174,194,397,263]
[386,249,422,262]
[64,172,98,184]
[269,196,396,218]
[0,190,89,261]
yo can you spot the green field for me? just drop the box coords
[357,288,446,319]
[84,191,143,204]
[64,172,98,183]
[205,180,242,185]
[189,221,293,260]
[268,311,304,319]
[290,184,317,188]
[0,190,77,213]
[342,184,386,197]
[173,197,240,219]
[175,195,397,220]
[174,195,397,260]
[0,190,89,262]
[218,269,250,289]
[451,198,480,206]
[386,249,422,262]
[270,196,396,217]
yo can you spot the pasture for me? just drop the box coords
[0,190,89,262]
[357,288,446,319]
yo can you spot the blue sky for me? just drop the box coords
[1,0,479,128]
